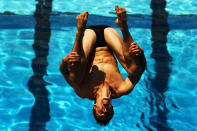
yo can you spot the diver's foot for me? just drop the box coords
[76,11,88,34]
[115,5,127,30]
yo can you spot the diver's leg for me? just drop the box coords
[104,27,125,63]
[104,27,137,74]
[72,11,97,64]
[114,5,143,56]
[114,6,146,81]
[114,5,134,44]
[104,6,135,63]
[104,6,142,74]
[81,29,97,60]
[68,12,96,83]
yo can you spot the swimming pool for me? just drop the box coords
[0,0,197,131]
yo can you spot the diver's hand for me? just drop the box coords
[129,42,143,56]
[63,52,80,67]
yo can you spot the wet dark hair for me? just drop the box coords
[93,105,114,126]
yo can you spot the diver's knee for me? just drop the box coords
[104,27,119,36]
[84,29,96,38]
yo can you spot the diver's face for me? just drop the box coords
[94,98,112,116]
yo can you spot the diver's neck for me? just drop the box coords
[95,83,111,102]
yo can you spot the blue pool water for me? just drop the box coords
[0,0,197,131]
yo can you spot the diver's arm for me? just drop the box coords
[59,52,84,85]
[59,57,72,84]
[112,49,146,98]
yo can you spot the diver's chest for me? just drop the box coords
[87,63,121,85]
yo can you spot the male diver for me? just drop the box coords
[60,5,146,125]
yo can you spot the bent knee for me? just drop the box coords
[84,29,97,38]
[104,27,119,36]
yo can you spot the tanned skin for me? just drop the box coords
[60,5,146,118]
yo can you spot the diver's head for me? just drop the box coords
[93,82,114,125]
[93,97,114,125]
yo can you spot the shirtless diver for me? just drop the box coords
[60,5,146,125]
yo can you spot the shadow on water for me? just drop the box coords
[141,0,173,131]
[27,0,52,130]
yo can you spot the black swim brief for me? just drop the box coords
[85,25,110,47]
